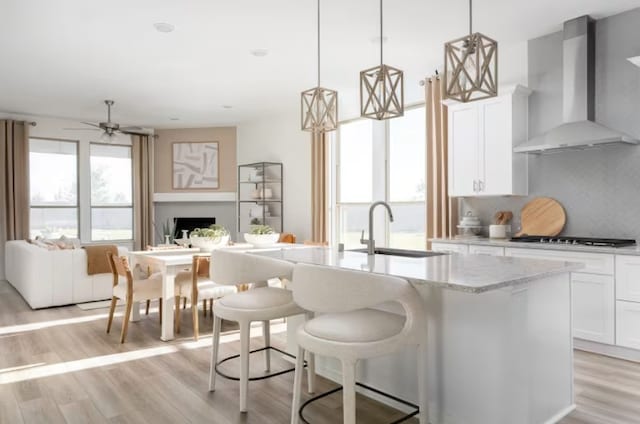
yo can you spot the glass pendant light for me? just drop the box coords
[443,0,498,102]
[301,0,338,133]
[360,0,404,120]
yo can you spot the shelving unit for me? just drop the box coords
[237,162,283,235]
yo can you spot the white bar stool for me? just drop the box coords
[208,250,315,413]
[290,263,428,424]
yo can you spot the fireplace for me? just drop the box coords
[172,217,216,239]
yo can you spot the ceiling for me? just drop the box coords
[1,0,639,128]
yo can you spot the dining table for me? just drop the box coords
[128,243,308,341]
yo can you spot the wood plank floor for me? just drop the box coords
[1,280,639,423]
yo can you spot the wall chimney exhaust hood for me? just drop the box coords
[514,16,638,154]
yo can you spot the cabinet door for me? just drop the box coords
[616,300,640,349]
[479,98,511,195]
[448,105,479,197]
[468,245,504,256]
[504,248,614,275]
[615,255,640,302]
[431,242,468,254]
[572,272,615,344]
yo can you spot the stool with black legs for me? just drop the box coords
[208,249,316,413]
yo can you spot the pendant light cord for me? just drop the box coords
[317,0,321,87]
[469,0,473,35]
[380,0,383,66]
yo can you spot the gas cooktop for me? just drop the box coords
[509,236,636,248]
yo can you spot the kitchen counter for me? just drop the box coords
[253,247,581,293]
[256,246,575,423]
[431,236,640,256]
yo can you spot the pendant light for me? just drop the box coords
[360,0,404,120]
[443,0,498,102]
[301,0,338,133]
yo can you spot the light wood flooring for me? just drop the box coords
[0,280,639,423]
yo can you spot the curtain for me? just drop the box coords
[311,131,328,243]
[1,120,30,242]
[132,134,154,250]
[425,76,458,248]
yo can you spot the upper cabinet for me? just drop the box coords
[446,85,531,197]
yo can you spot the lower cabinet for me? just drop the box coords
[616,300,640,349]
[431,242,469,254]
[468,245,504,256]
[571,273,615,344]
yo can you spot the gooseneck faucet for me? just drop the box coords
[360,201,394,255]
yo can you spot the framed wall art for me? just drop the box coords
[172,141,219,189]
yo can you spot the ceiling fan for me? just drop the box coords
[64,100,152,142]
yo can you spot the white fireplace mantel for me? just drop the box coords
[153,192,236,203]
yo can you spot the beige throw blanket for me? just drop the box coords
[83,245,118,275]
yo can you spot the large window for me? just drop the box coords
[29,139,78,238]
[90,144,133,241]
[334,106,426,250]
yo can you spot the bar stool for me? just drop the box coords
[290,263,428,424]
[208,250,316,413]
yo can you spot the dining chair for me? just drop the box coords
[208,250,315,413]
[279,233,297,243]
[290,263,428,424]
[106,252,164,343]
[173,255,237,340]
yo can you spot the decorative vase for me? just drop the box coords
[164,235,171,245]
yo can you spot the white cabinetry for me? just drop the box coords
[615,255,640,302]
[616,301,640,349]
[430,242,468,254]
[447,85,531,197]
[615,256,640,349]
[468,245,504,256]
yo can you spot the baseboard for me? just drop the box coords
[574,339,640,363]
[543,404,576,424]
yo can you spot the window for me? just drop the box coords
[29,139,78,238]
[90,144,133,241]
[334,106,426,250]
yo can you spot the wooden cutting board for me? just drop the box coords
[515,197,566,237]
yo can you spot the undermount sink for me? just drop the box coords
[349,247,447,258]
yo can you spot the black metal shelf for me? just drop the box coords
[238,162,283,234]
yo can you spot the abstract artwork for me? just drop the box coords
[172,142,219,189]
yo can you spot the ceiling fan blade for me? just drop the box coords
[81,121,103,129]
[119,129,153,136]
[63,127,102,131]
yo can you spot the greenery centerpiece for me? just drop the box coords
[244,225,280,247]
[190,224,230,251]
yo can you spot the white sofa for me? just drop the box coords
[5,240,128,309]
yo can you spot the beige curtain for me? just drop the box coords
[1,120,30,243]
[425,76,458,248]
[311,132,328,243]
[132,134,154,250]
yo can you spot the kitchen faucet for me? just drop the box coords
[360,201,394,255]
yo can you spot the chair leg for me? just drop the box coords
[341,360,357,424]
[208,315,222,391]
[263,320,271,372]
[306,351,316,394]
[192,297,200,341]
[145,299,150,315]
[106,296,118,334]
[290,346,305,424]
[174,296,182,334]
[208,299,213,316]
[183,297,187,309]
[418,343,429,424]
[120,296,134,344]
[239,320,251,412]
[203,299,207,317]
[159,297,163,324]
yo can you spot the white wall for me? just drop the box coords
[237,107,312,242]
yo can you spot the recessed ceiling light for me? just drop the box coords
[222,105,233,110]
[154,22,175,33]
[250,49,268,57]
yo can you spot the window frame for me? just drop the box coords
[28,137,80,239]
[89,141,134,242]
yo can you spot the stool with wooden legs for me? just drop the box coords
[208,250,315,413]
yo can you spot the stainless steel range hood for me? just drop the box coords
[514,16,638,154]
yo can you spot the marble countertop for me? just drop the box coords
[430,237,640,256]
[252,247,581,294]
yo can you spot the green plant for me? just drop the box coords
[190,224,229,239]
[249,225,274,235]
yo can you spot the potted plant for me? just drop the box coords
[189,224,230,251]
[244,225,280,247]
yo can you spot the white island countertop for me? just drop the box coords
[252,247,582,294]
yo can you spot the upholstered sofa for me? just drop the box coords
[5,240,128,309]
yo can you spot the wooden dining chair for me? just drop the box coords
[279,233,297,243]
[174,255,236,340]
[106,252,164,343]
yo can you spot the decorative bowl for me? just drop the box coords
[244,233,280,247]
[190,235,230,251]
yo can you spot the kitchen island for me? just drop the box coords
[253,247,581,424]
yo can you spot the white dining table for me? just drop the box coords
[128,243,308,341]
